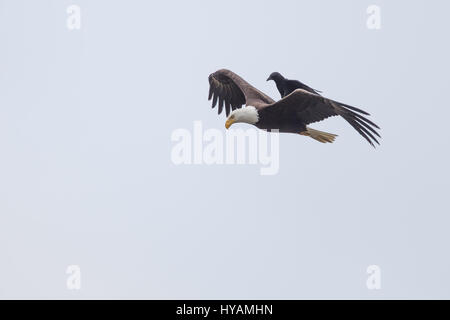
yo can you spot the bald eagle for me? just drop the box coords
[208,69,380,146]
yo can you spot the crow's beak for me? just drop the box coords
[266,77,271,81]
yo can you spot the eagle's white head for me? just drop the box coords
[225,106,259,129]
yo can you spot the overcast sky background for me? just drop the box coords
[1,0,449,299]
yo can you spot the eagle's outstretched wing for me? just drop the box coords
[208,69,274,116]
[268,89,381,146]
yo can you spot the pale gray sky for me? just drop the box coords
[0,0,449,299]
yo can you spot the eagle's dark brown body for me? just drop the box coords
[256,106,307,133]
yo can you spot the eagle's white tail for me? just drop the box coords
[300,127,337,143]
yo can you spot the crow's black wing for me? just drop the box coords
[284,79,322,97]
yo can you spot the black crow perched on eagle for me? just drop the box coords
[207,69,380,146]
[267,72,322,97]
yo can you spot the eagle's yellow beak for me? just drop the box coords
[225,118,235,129]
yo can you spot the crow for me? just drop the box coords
[267,72,322,98]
